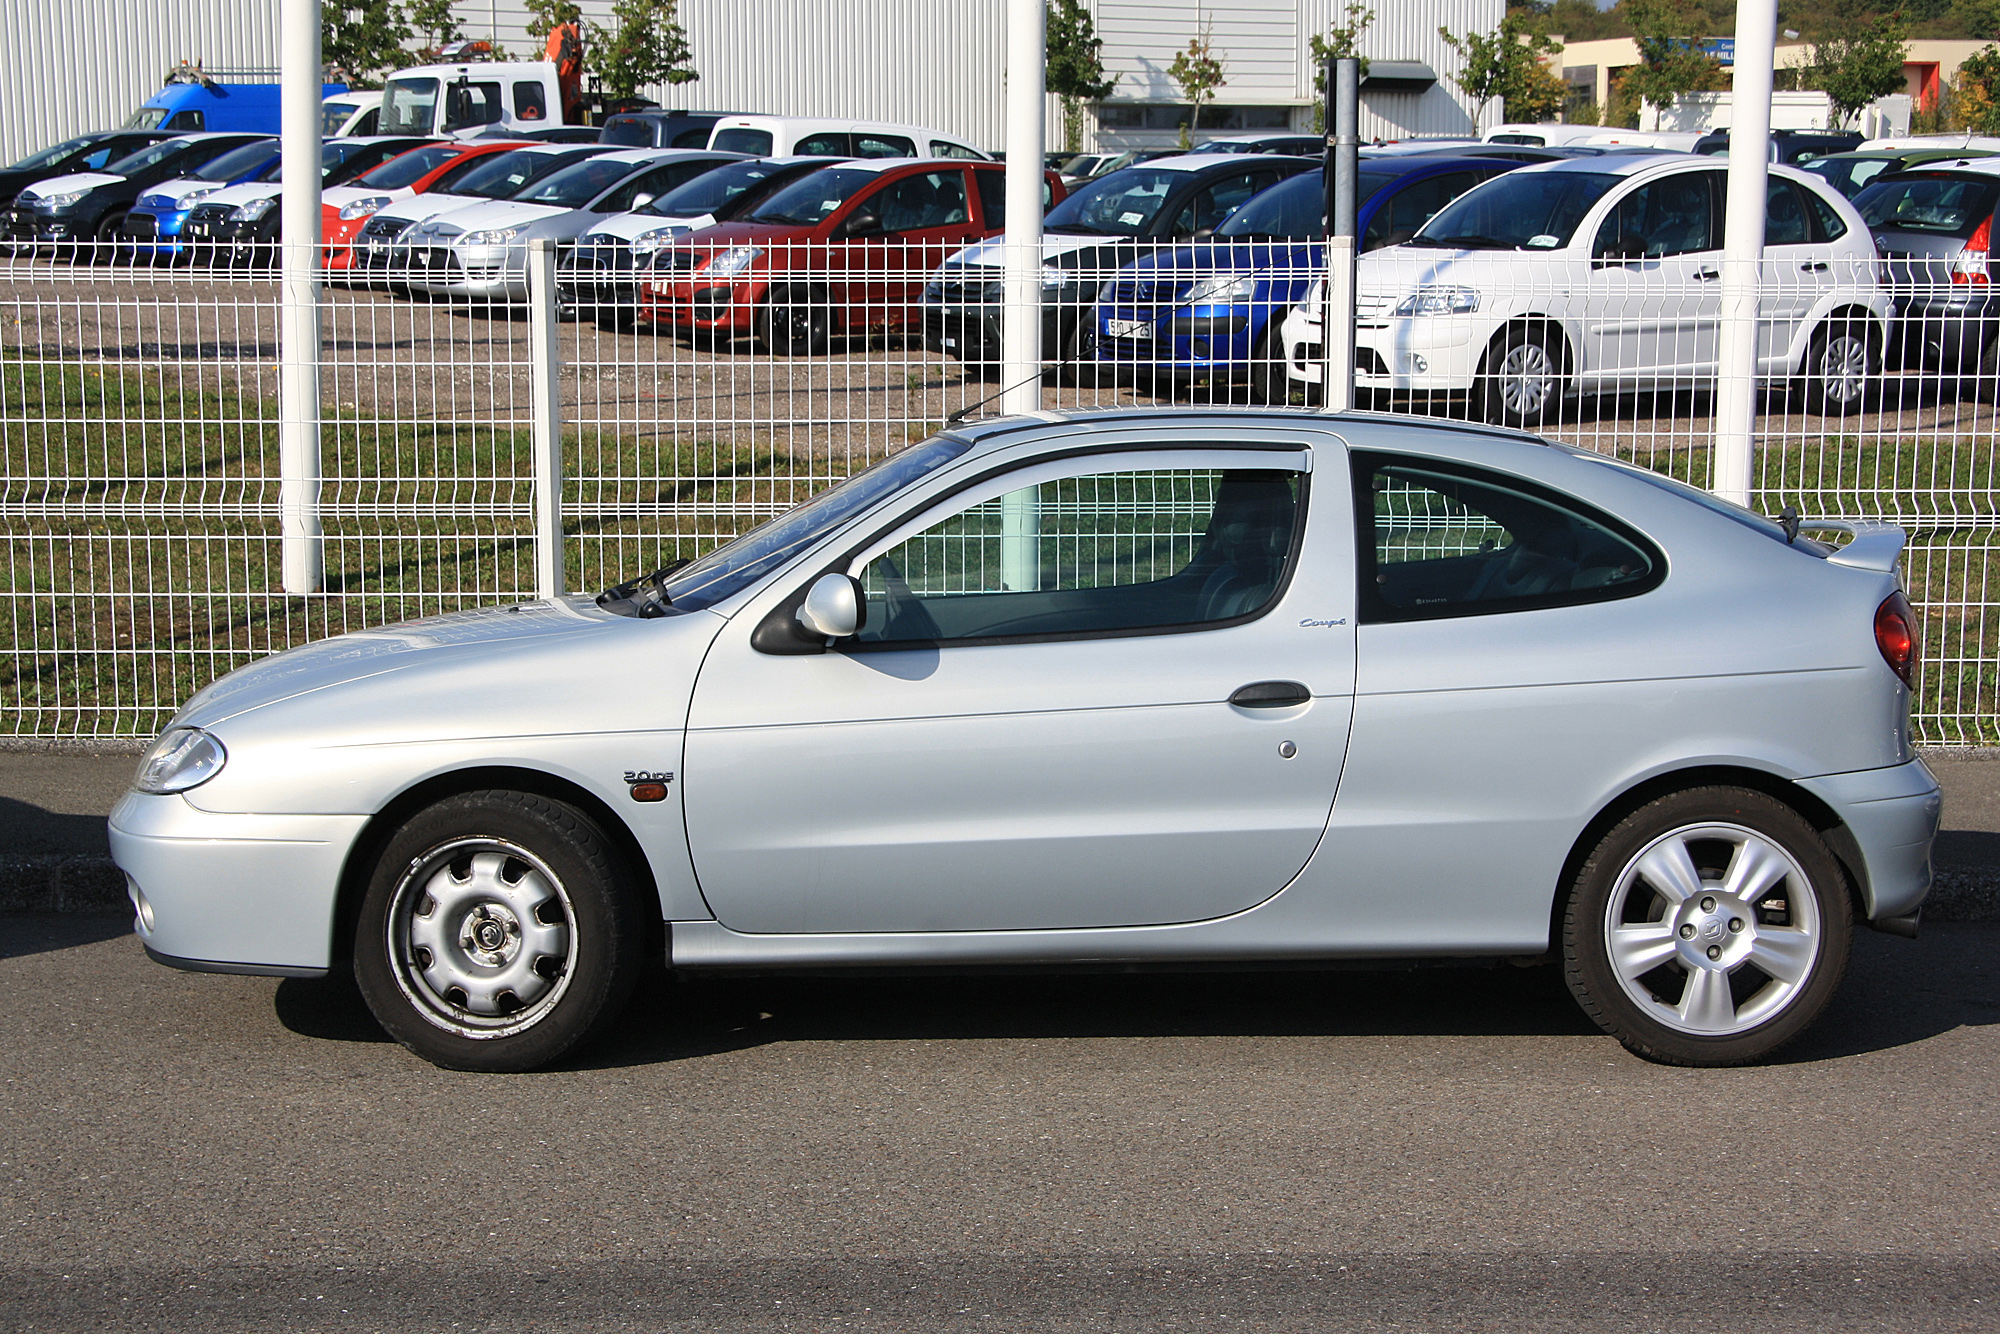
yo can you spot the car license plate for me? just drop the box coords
[941,336,957,349]
[1107,318,1150,339]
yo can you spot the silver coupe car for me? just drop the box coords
[111,409,1939,1072]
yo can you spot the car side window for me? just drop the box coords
[1355,454,1659,623]
[1805,187,1848,241]
[514,82,548,121]
[1765,179,1812,246]
[443,81,504,131]
[932,140,984,160]
[81,147,115,170]
[854,134,916,158]
[795,132,850,156]
[1168,171,1262,237]
[166,110,204,131]
[852,467,1302,646]
[866,170,969,232]
[1593,173,1716,259]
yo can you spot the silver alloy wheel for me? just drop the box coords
[1602,821,1822,1036]
[386,837,577,1039]
[1816,331,1871,409]
[1496,340,1557,419]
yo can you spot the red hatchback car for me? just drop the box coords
[640,157,1063,353]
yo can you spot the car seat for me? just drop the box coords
[1194,475,1295,620]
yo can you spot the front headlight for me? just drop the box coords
[174,187,219,211]
[1184,273,1259,306]
[35,189,90,211]
[703,245,765,276]
[1041,263,1071,290]
[230,197,278,222]
[1393,285,1481,317]
[338,195,391,221]
[133,727,227,794]
[458,225,526,247]
[631,224,690,256]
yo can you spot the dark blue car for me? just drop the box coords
[1091,155,1524,400]
[122,138,281,262]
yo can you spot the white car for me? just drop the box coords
[1280,155,1891,425]
[350,142,613,278]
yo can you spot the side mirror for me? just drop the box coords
[797,572,865,639]
[842,211,882,237]
[629,193,654,210]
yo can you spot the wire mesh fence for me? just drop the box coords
[0,223,1994,742]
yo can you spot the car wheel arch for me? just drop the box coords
[330,764,663,969]
[1547,763,1868,957]
[1796,302,1886,372]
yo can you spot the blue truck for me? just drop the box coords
[123,64,346,135]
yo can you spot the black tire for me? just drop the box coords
[1802,317,1876,416]
[1562,786,1852,1067]
[1056,316,1104,389]
[1246,321,1291,405]
[758,287,830,355]
[90,214,128,266]
[1477,325,1565,429]
[1972,335,2000,406]
[353,790,646,1072]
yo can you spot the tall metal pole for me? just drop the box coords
[1713,0,1778,505]
[1322,57,1360,414]
[527,241,566,600]
[279,0,324,593]
[1000,0,1046,593]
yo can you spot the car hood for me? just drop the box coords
[174,596,678,729]
[433,199,569,233]
[1354,242,1564,296]
[376,190,481,228]
[18,171,122,201]
[674,219,819,250]
[585,209,715,242]
[949,232,1147,266]
[138,175,218,208]
[200,181,282,208]
[324,182,414,209]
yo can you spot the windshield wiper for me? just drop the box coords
[1409,234,1516,250]
[595,558,690,619]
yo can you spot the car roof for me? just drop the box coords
[1493,153,1705,179]
[817,156,1000,175]
[1360,154,1520,178]
[944,405,1542,453]
[1126,153,1321,174]
[1887,155,2000,179]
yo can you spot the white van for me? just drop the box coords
[1483,123,1607,147]
[706,116,989,161]
[321,90,385,137]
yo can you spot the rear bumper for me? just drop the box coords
[1799,757,1942,924]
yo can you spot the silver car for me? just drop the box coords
[112,409,1939,1072]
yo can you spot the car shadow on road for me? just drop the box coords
[0,912,132,961]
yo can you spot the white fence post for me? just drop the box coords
[1000,0,1046,592]
[528,239,566,601]
[278,0,323,594]
[1714,0,1778,505]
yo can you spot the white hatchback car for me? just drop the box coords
[1280,155,1890,425]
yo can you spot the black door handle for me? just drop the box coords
[1229,680,1311,708]
[1694,268,1721,281]
[1799,260,1830,272]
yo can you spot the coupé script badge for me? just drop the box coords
[1298,617,1347,628]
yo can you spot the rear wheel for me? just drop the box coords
[1563,786,1852,1066]
[1478,326,1564,429]
[1803,318,1876,415]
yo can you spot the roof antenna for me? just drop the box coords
[1777,502,1801,544]
[946,367,1047,425]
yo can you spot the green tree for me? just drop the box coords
[1308,3,1374,131]
[1440,12,1567,124]
[523,0,584,40]
[323,0,414,87]
[1798,6,1912,125]
[586,0,699,100]
[1621,0,1726,112]
[1167,26,1227,149]
[405,0,464,59]
[1951,43,2000,130]
[1046,0,1116,153]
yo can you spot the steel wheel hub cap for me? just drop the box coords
[1604,822,1821,1036]
[1500,345,1554,414]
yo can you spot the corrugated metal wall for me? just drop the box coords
[0,0,280,166]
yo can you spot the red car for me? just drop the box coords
[320,139,532,272]
[640,158,1063,353]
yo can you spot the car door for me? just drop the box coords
[834,167,984,332]
[1751,177,1825,367]
[681,431,1358,935]
[1579,169,1722,391]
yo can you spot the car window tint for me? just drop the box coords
[713,128,775,155]
[975,168,1005,226]
[1854,173,2000,237]
[1593,172,1715,258]
[1766,179,1811,245]
[1167,171,1263,237]
[444,81,504,131]
[166,110,204,131]
[670,125,712,149]
[854,134,916,158]
[854,468,1300,646]
[797,133,852,156]
[932,140,984,160]
[1364,171,1483,251]
[1806,187,1848,241]
[858,170,968,231]
[1356,455,1658,622]
[354,107,380,136]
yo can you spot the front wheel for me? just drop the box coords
[1803,318,1876,416]
[1478,326,1564,429]
[758,288,830,355]
[353,790,646,1072]
[1562,786,1852,1066]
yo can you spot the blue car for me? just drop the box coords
[121,137,279,262]
[1092,155,1525,400]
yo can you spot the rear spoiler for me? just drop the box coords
[1800,518,1908,572]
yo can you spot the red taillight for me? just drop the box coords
[1875,591,1920,689]
[1953,214,1992,284]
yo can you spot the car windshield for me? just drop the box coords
[191,141,277,182]
[1042,167,1187,235]
[1854,173,2000,237]
[1801,156,1892,198]
[378,77,439,137]
[103,139,202,177]
[639,159,796,217]
[641,436,973,613]
[453,150,590,200]
[355,142,461,189]
[1216,169,1390,237]
[745,166,878,225]
[321,102,359,135]
[600,119,657,147]
[7,135,101,171]
[1408,170,1622,249]
[520,157,639,208]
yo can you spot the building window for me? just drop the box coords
[1097,103,1296,132]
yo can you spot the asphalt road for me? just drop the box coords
[3,912,1997,1331]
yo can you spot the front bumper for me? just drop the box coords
[1798,757,1942,924]
[404,242,530,299]
[2,207,83,247]
[122,208,191,260]
[110,789,370,976]
[920,300,1070,362]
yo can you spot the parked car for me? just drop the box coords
[1802,148,1997,199]
[354,142,616,279]
[922,153,1318,372]
[1851,158,2000,380]
[121,137,281,262]
[643,157,1061,353]
[2,132,274,260]
[1279,156,1890,423]
[114,406,1938,1074]
[707,116,989,161]
[1092,155,1523,399]
[1197,133,1326,156]
[1693,127,1863,163]
[1059,148,1175,185]
[0,130,178,209]
[471,125,606,144]
[400,148,747,300]
[599,110,742,150]
[561,155,850,325]
[1485,123,1619,148]
[320,139,534,272]
[321,91,385,137]
[183,137,443,267]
